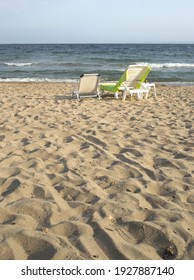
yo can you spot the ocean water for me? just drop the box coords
[0,44,194,84]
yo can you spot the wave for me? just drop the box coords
[4,62,36,67]
[0,77,77,83]
[158,81,194,86]
[137,62,194,69]
[4,61,194,69]
[1,77,194,86]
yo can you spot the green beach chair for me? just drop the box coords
[100,65,156,101]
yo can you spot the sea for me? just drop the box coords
[0,44,194,85]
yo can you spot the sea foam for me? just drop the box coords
[138,62,194,69]
[0,77,77,83]
[4,62,36,67]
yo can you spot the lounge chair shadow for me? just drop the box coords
[55,95,73,100]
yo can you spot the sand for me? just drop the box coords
[0,82,194,260]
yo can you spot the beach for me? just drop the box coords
[0,82,194,260]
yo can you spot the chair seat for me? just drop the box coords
[100,83,117,92]
[72,74,101,101]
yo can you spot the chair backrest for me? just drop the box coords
[117,65,151,89]
[78,74,100,94]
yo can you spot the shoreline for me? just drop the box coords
[0,82,194,260]
[1,80,194,87]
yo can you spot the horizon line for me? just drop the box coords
[1,42,194,45]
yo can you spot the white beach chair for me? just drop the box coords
[72,73,101,101]
[125,81,157,100]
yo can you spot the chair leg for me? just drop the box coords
[76,93,80,101]
[97,93,102,100]
[72,91,80,101]
[122,89,127,101]
[114,92,119,99]
[144,90,149,99]
[137,92,141,99]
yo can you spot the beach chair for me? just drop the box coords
[100,65,156,101]
[72,73,101,101]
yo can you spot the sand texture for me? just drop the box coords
[0,82,194,260]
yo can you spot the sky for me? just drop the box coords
[0,0,194,44]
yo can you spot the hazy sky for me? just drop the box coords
[0,0,194,44]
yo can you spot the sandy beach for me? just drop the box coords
[0,82,194,260]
